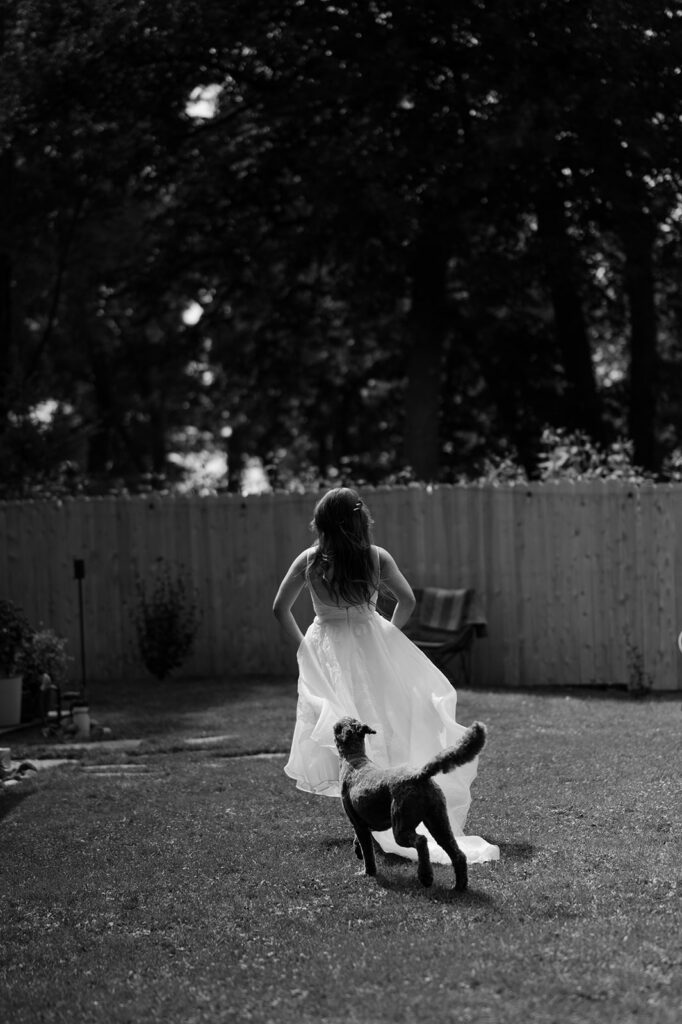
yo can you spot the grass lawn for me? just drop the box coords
[1,678,681,1023]
[5,674,296,760]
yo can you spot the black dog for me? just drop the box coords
[333,716,486,890]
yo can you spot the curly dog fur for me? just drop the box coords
[333,716,487,890]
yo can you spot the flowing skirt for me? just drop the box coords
[284,605,499,865]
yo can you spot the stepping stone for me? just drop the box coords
[81,763,164,779]
[60,738,145,753]
[226,752,287,760]
[182,735,238,748]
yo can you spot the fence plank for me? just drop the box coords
[2,484,682,690]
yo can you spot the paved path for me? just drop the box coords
[2,740,287,786]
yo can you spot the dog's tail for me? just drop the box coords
[417,722,487,780]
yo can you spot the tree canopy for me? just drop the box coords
[1,0,682,495]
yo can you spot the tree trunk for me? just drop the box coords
[0,149,13,429]
[594,135,659,473]
[86,340,115,475]
[0,250,11,424]
[403,230,448,480]
[621,214,658,472]
[535,178,604,442]
[225,427,246,491]
[149,403,167,476]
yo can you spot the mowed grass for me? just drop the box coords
[7,674,296,760]
[1,679,681,1024]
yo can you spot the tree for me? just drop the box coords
[2,0,682,493]
[0,0,223,486]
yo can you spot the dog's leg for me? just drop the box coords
[413,833,434,887]
[392,804,433,887]
[424,807,468,892]
[352,823,377,876]
[342,794,377,876]
[396,827,433,887]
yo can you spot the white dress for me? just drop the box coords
[284,574,500,866]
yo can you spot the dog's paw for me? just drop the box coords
[454,867,468,892]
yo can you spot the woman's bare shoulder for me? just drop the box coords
[288,547,315,575]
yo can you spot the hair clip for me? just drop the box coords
[353,502,362,511]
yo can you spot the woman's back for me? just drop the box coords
[306,544,380,613]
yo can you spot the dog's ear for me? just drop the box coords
[361,724,376,736]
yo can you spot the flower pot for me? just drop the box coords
[72,704,91,740]
[0,676,23,728]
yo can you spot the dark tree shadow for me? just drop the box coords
[0,787,35,822]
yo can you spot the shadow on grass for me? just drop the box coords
[325,838,498,905]
[375,871,496,906]
[321,836,354,851]
[90,674,294,716]
[0,786,35,822]
[494,840,535,860]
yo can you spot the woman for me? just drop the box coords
[273,486,499,865]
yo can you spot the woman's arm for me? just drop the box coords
[272,550,309,645]
[376,546,416,629]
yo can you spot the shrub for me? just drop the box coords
[471,428,650,485]
[16,628,72,722]
[0,599,32,676]
[132,562,202,680]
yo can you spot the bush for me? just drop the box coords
[16,628,72,722]
[132,562,202,680]
[472,427,650,485]
[0,599,32,676]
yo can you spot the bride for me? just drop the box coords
[273,486,499,867]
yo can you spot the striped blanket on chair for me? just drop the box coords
[412,587,487,637]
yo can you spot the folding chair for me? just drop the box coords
[378,586,487,686]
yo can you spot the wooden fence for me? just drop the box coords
[1,482,681,691]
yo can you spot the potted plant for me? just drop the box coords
[0,599,32,728]
[16,627,72,724]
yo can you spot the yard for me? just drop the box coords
[1,676,680,1023]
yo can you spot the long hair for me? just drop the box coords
[306,487,378,605]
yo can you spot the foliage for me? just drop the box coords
[536,429,648,482]
[2,684,681,1022]
[132,561,202,680]
[15,627,72,722]
[470,427,652,485]
[2,2,682,492]
[226,428,653,491]
[11,676,291,755]
[0,599,32,676]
